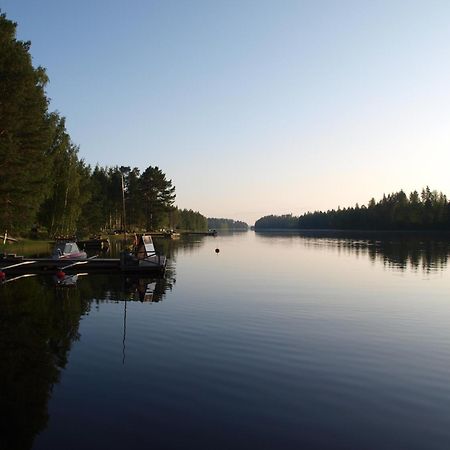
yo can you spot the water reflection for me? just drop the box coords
[53,272,88,287]
[0,268,175,450]
[4,232,450,449]
[0,276,90,450]
[47,269,176,302]
[0,237,182,449]
[255,230,450,272]
[123,274,175,302]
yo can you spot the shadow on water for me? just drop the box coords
[0,267,176,450]
[255,230,450,272]
[0,276,89,450]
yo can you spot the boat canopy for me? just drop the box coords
[135,234,156,260]
[54,242,81,256]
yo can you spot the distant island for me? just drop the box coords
[255,188,450,231]
[207,218,248,231]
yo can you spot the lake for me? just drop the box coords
[1,231,450,450]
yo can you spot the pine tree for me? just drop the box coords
[0,13,54,233]
[140,166,175,230]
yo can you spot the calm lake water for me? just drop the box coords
[2,231,450,450]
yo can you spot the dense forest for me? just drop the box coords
[173,209,208,232]
[255,188,450,231]
[0,13,209,236]
[207,218,248,230]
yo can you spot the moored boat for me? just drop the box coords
[120,234,166,272]
[52,241,87,260]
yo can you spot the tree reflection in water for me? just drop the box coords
[0,277,89,450]
[256,230,450,272]
[2,232,448,449]
[0,268,175,450]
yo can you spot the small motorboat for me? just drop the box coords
[120,234,166,272]
[52,241,87,260]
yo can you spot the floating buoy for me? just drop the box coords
[215,248,220,253]
[56,270,65,279]
[0,271,5,282]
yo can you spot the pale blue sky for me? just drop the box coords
[3,0,450,223]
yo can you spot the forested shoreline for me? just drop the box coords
[207,218,248,230]
[255,188,450,231]
[0,13,214,237]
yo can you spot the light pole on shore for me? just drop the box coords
[121,172,127,240]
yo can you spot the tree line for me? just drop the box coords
[255,188,450,231]
[0,13,209,236]
[207,218,248,230]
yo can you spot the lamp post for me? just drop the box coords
[121,172,127,240]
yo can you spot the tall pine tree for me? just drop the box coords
[0,13,54,233]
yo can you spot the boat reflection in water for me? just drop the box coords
[54,273,88,287]
[50,272,174,303]
[124,277,158,302]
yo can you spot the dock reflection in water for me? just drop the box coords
[0,268,175,450]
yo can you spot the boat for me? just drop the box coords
[120,234,166,272]
[52,241,87,260]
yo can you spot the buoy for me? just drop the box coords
[215,248,220,253]
[56,270,65,279]
[0,271,5,282]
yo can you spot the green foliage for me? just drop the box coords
[254,214,299,230]
[78,165,177,233]
[173,208,208,231]
[139,166,176,230]
[207,218,248,230]
[0,14,92,236]
[0,13,54,233]
[77,165,111,233]
[38,115,91,235]
[255,188,450,231]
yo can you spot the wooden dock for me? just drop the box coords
[148,230,217,238]
[0,254,166,275]
[180,230,217,236]
[148,231,173,238]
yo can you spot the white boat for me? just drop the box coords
[52,241,87,260]
[120,234,166,272]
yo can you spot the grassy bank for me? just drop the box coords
[0,239,52,257]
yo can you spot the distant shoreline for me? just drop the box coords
[253,228,450,236]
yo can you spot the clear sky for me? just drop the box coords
[3,0,450,224]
